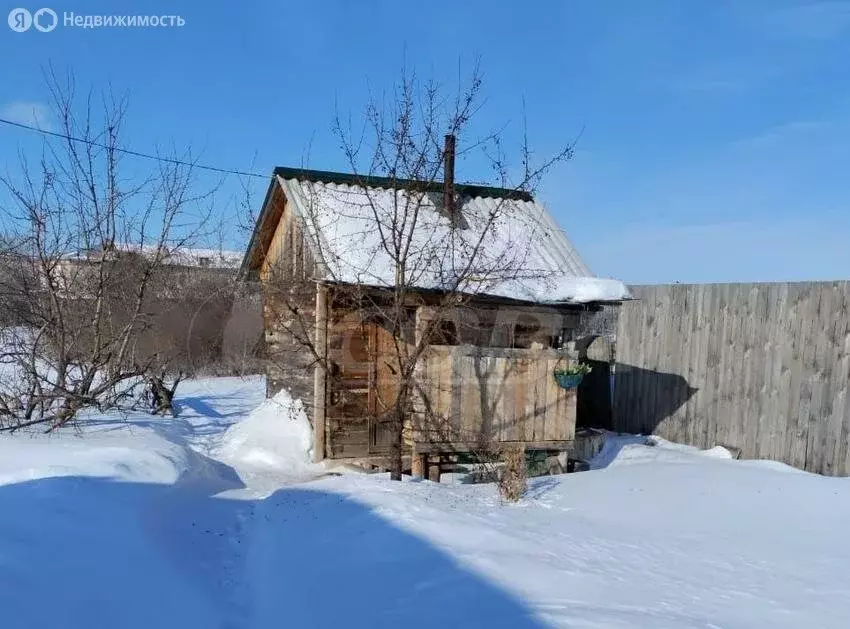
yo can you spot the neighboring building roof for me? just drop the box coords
[162,247,242,269]
[64,245,242,270]
[243,167,629,304]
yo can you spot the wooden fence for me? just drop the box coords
[416,346,576,452]
[615,282,850,475]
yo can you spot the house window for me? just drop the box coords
[551,327,573,349]
[431,320,459,346]
[198,256,212,267]
[511,315,542,349]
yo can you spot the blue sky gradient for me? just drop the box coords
[1,0,849,282]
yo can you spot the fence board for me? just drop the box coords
[833,290,850,473]
[616,282,850,475]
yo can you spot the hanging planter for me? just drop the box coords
[553,363,591,390]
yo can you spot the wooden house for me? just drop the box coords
[240,162,628,474]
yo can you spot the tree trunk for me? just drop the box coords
[390,404,404,480]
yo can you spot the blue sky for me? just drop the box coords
[1,0,849,283]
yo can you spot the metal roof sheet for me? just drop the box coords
[272,175,628,303]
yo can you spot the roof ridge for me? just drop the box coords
[273,166,533,202]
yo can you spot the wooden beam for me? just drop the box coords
[328,455,413,469]
[414,440,573,454]
[313,283,329,463]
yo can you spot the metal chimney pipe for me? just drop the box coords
[443,134,456,220]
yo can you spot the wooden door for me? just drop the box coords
[370,324,401,453]
[326,318,400,457]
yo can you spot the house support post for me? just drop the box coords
[411,453,426,478]
[428,457,441,483]
[411,305,436,477]
[313,283,328,463]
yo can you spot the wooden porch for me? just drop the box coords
[414,345,576,453]
[323,333,577,463]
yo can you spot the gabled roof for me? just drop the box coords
[242,167,629,304]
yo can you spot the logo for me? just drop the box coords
[7,7,56,32]
[33,7,56,32]
[7,8,32,31]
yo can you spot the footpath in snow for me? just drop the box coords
[2,376,850,629]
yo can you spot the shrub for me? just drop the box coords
[498,444,528,502]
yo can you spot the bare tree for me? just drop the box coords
[262,65,575,480]
[0,70,213,431]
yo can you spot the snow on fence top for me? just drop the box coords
[278,175,629,304]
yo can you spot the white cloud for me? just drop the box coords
[0,101,52,130]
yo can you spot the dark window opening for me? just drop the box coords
[432,320,459,346]
[551,327,574,349]
[511,316,541,349]
[328,333,344,350]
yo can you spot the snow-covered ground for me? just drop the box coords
[2,376,849,628]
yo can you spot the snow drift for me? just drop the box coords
[0,435,194,486]
[4,377,850,629]
[590,433,734,469]
[214,388,313,473]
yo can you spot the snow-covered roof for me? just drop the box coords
[162,248,242,269]
[246,169,629,304]
[63,245,242,270]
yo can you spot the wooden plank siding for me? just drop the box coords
[416,346,576,452]
[614,282,850,476]
[259,186,323,418]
